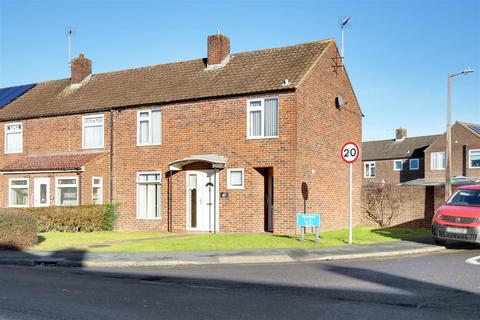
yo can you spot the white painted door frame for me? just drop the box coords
[34,177,50,207]
[186,170,219,232]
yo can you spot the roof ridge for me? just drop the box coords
[363,133,442,144]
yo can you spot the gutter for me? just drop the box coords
[0,168,84,174]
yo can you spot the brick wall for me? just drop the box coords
[295,43,363,232]
[361,185,445,228]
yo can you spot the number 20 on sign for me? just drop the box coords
[340,142,359,244]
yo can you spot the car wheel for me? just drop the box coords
[434,238,447,246]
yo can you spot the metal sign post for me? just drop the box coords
[297,213,321,242]
[340,142,359,245]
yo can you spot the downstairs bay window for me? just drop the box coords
[9,178,29,207]
[55,177,79,206]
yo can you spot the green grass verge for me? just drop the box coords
[33,227,430,252]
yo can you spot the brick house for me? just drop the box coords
[362,122,480,186]
[424,121,480,184]
[0,34,363,234]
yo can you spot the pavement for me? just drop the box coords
[0,237,447,268]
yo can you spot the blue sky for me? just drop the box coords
[0,0,479,141]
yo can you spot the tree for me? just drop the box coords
[362,185,404,227]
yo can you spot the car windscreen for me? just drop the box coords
[448,189,480,207]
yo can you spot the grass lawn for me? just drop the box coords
[33,227,431,252]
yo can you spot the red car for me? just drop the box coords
[432,185,480,246]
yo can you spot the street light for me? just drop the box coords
[445,67,475,200]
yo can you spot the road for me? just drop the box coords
[0,247,479,320]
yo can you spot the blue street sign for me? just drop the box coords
[297,213,320,227]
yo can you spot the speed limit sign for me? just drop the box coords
[341,142,359,164]
[340,141,359,245]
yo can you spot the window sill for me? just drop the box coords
[136,217,162,220]
[246,136,279,140]
[4,151,22,154]
[82,146,105,150]
[227,187,244,190]
[136,143,163,147]
[8,205,29,208]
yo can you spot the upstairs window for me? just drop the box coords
[83,115,104,149]
[247,98,279,139]
[9,178,29,207]
[5,123,22,154]
[431,152,446,170]
[409,158,419,170]
[393,160,403,171]
[364,161,376,178]
[137,110,162,146]
[470,149,480,168]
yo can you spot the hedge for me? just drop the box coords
[15,203,117,233]
[0,210,38,249]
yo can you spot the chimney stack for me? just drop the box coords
[71,54,92,84]
[396,127,407,141]
[207,34,230,66]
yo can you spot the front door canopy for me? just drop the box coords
[168,154,227,171]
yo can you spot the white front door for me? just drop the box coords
[34,178,50,207]
[187,170,218,232]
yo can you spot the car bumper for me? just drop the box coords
[432,222,480,243]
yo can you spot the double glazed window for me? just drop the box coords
[247,98,279,138]
[137,110,162,145]
[470,150,480,168]
[364,162,376,178]
[431,152,446,170]
[393,160,403,171]
[56,177,79,206]
[409,158,419,170]
[83,115,104,149]
[92,177,103,205]
[5,123,22,153]
[227,169,244,189]
[137,172,161,219]
[9,179,28,207]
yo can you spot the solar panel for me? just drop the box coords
[0,83,36,109]
[469,125,480,135]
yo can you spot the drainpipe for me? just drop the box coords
[109,109,114,203]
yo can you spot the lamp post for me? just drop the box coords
[445,67,474,200]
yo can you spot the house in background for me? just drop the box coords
[362,122,480,186]
[0,34,363,235]
[362,128,440,185]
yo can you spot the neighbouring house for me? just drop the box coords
[362,128,440,185]
[423,121,480,185]
[0,34,363,235]
[362,122,480,187]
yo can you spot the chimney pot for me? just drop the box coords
[71,54,92,84]
[396,127,407,141]
[207,34,230,66]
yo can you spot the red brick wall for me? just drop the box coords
[295,42,363,232]
[111,93,298,233]
[0,112,111,207]
[425,123,480,181]
[361,185,445,228]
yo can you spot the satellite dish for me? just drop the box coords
[335,95,345,109]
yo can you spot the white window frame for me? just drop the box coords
[409,158,419,170]
[227,168,245,189]
[469,149,480,169]
[55,176,79,206]
[431,152,446,171]
[246,97,279,139]
[363,161,376,178]
[82,114,104,149]
[393,160,403,171]
[8,178,29,208]
[136,172,162,220]
[5,122,23,154]
[137,109,162,146]
[92,177,103,205]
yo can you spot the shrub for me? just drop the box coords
[0,210,37,249]
[362,185,405,227]
[16,204,118,232]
